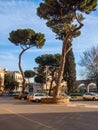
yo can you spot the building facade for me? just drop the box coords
[7,71,23,91]
[0,69,5,91]
[8,71,23,86]
[75,79,97,92]
[0,68,8,92]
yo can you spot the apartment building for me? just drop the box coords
[8,71,23,86]
[0,68,7,92]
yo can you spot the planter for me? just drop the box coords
[41,97,69,104]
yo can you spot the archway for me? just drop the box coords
[87,83,97,92]
[78,83,86,89]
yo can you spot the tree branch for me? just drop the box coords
[73,13,84,33]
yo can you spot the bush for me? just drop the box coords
[69,92,83,96]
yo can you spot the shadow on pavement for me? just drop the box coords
[0,111,98,130]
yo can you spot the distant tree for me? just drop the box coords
[35,53,60,67]
[37,0,97,97]
[4,74,19,92]
[35,74,45,83]
[79,45,98,90]
[35,54,61,95]
[9,28,45,93]
[24,70,35,83]
[63,42,76,94]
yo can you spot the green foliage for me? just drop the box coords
[31,33,46,48]
[35,54,61,83]
[63,42,76,93]
[69,87,87,96]
[35,67,46,83]
[9,29,45,48]
[4,74,19,92]
[8,28,45,92]
[35,75,46,83]
[24,70,35,79]
[37,0,97,97]
[35,53,61,66]
[37,0,97,40]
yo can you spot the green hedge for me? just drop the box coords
[69,93,83,96]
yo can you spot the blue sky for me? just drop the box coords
[0,0,98,80]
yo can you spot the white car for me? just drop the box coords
[83,92,98,100]
[27,93,47,102]
[59,93,72,101]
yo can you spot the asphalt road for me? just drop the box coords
[0,96,98,130]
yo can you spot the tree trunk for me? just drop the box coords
[49,80,54,96]
[18,49,27,93]
[96,74,98,92]
[54,34,71,98]
[49,69,55,96]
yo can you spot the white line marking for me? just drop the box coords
[67,104,77,107]
[85,105,98,108]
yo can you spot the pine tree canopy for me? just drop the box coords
[37,0,97,40]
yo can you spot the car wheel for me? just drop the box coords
[21,97,25,100]
[35,99,39,103]
[83,97,86,100]
[28,98,30,101]
[93,97,95,101]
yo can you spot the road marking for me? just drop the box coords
[3,108,56,130]
[67,104,77,107]
[67,103,98,108]
[85,105,98,108]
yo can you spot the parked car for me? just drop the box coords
[83,92,98,100]
[12,92,20,96]
[59,93,72,101]
[27,93,47,102]
[8,91,20,96]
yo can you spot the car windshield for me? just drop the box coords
[91,92,98,96]
[33,93,46,96]
[84,92,98,96]
[60,93,68,96]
